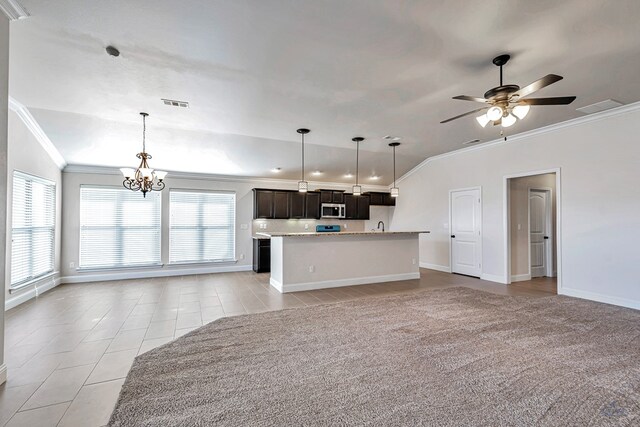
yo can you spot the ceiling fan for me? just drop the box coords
[440,54,576,128]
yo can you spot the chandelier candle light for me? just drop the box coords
[389,142,400,198]
[297,128,310,192]
[120,112,167,197]
[352,137,364,196]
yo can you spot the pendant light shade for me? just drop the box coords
[352,137,364,196]
[297,128,310,192]
[389,142,400,198]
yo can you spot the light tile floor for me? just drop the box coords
[0,269,556,426]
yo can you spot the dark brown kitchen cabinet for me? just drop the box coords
[320,190,344,204]
[253,238,270,273]
[305,192,321,219]
[273,191,290,219]
[365,192,396,206]
[254,190,274,218]
[289,191,306,218]
[345,194,370,220]
[357,195,370,219]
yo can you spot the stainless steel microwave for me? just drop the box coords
[321,203,345,219]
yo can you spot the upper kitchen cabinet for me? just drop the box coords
[289,191,306,219]
[254,189,274,218]
[320,190,344,204]
[273,191,290,219]
[344,194,370,220]
[366,192,396,206]
[305,192,321,219]
[254,189,321,219]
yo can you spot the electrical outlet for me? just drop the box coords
[69,262,75,269]
[239,254,245,260]
[412,258,416,265]
[517,223,522,230]
[343,223,348,229]
[304,224,309,230]
[308,265,315,273]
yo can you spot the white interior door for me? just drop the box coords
[529,189,550,278]
[450,188,482,277]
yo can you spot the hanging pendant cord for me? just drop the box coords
[301,133,304,181]
[356,140,359,186]
[142,114,146,153]
[393,145,396,186]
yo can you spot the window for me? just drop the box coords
[11,172,56,288]
[170,190,235,264]
[80,186,161,269]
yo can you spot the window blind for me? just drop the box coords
[80,186,161,269]
[169,190,236,264]
[11,172,56,288]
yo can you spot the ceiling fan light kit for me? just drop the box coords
[441,54,576,129]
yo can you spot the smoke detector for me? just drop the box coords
[162,99,189,108]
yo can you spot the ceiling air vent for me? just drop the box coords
[576,99,623,115]
[462,139,480,145]
[162,99,189,108]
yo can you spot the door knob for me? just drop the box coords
[451,235,456,238]
[543,236,549,239]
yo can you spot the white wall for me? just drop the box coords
[61,170,388,282]
[390,105,640,309]
[509,173,556,278]
[5,111,63,309]
[0,12,9,384]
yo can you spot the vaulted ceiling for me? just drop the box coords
[8,0,640,184]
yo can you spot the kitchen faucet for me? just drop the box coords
[377,221,385,232]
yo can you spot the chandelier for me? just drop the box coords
[120,112,167,197]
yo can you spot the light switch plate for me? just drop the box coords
[240,223,248,230]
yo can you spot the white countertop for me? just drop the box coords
[256,231,429,238]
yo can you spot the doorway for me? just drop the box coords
[505,172,559,294]
[449,187,482,278]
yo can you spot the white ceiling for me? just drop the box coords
[8,0,640,184]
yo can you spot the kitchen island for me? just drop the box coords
[257,231,429,293]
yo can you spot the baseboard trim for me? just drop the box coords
[419,262,451,273]
[480,273,508,284]
[271,272,421,293]
[5,275,62,311]
[0,364,6,385]
[60,264,253,284]
[511,273,532,282]
[560,287,640,311]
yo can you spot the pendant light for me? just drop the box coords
[120,112,167,198]
[352,137,364,196]
[297,128,310,192]
[389,142,400,198]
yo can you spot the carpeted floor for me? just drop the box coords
[108,287,640,426]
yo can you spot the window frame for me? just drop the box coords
[169,189,236,265]
[78,185,163,270]
[10,170,56,290]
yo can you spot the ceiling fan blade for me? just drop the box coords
[515,74,563,98]
[452,95,488,103]
[519,96,576,105]
[440,107,488,124]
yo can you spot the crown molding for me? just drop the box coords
[397,100,640,185]
[63,164,392,192]
[0,0,29,21]
[9,97,67,169]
